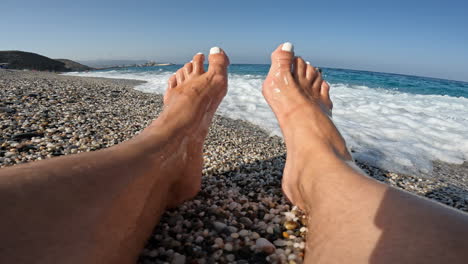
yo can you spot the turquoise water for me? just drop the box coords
[103,64,468,98]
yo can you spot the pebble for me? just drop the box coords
[266,226,274,234]
[274,239,287,247]
[284,220,298,230]
[251,232,260,239]
[227,226,238,233]
[239,229,249,237]
[195,236,204,243]
[240,217,253,226]
[226,254,235,262]
[213,221,227,232]
[214,237,224,248]
[224,243,233,251]
[255,238,276,254]
[172,253,186,264]
[4,152,15,158]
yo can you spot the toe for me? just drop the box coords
[305,61,318,81]
[168,73,177,89]
[293,56,307,80]
[164,74,177,104]
[176,68,185,84]
[270,42,295,74]
[321,81,333,110]
[192,53,205,75]
[311,70,323,98]
[183,62,193,79]
[208,47,229,74]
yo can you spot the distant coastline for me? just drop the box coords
[95,62,174,71]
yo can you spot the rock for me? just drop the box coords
[228,201,239,210]
[239,229,249,237]
[226,254,235,262]
[172,253,186,264]
[239,217,253,226]
[224,243,233,251]
[227,226,238,233]
[255,238,276,254]
[213,221,227,232]
[273,239,287,247]
[4,152,15,158]
[195,236,204,243]
[266,226,274,234]
[251,232,260,239]
[284,220,298,230]
[214,237,224,247]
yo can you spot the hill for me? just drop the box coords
[55,59,93,71]
[0,51,92,72]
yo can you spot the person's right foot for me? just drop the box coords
[262,43,352,210]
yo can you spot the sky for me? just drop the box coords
[1,0,467,81]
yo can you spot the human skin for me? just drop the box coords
[262,42,468,263]
[0,48,229,264]
[1,43,468,264]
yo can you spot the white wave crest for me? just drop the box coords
[65,70,468,176]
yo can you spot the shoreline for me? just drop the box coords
[1,69,467,263]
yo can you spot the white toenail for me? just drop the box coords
[306,61,310,65]
[197,52,203,55]
[282,42,294,53]
[190,60,193,63]
[210,47,221,54]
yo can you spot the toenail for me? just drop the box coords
[190,60,193,63]
[196,52,203,55]
[281,42,294,53]
[306,61,310,65]
[210,47,221,54]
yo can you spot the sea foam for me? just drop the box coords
[66,70,468,176]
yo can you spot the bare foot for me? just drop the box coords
[144,47,229,207]
[262,42,351,210]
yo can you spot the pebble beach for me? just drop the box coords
[1,69,467,264]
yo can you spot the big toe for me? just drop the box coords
[208,47,229,74]
[270,42,295,73]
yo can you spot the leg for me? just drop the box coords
[0,48,229,264]
[262,43,468,263]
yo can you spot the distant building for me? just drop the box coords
[0,63,8,69]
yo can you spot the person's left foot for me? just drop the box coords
[144,47,229,207]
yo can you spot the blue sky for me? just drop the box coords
[1,0,467,81]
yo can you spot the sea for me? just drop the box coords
[66,65,468,176]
